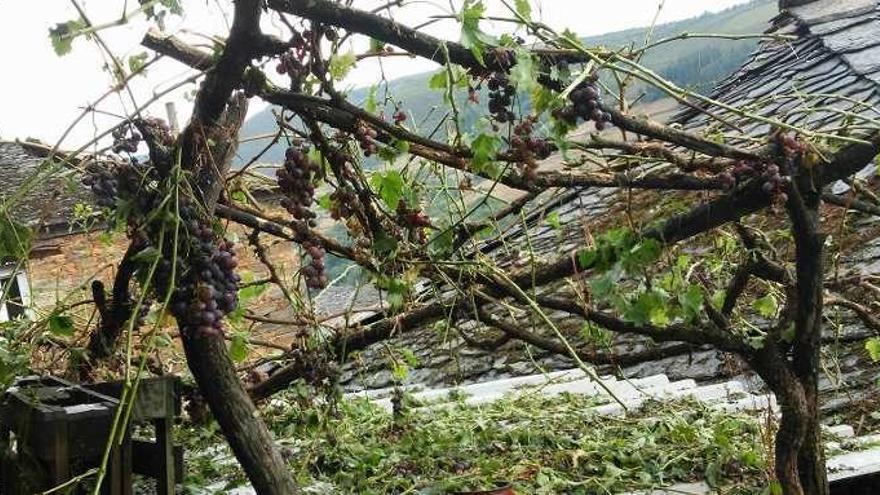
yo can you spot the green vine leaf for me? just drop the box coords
[678,284,704,323]
[49,19,86,56]
[545,211,561,230]
[510,47,537,94]
[625,289,670,326]
[329,52,357,81]
[514,0,532,21]
[752,294,778,319]
[364,85,379,114]
[127,52,149,75]
[460,0,490,66]
[48,314,75,336]
[866,338,880,362]
[622,238,662,273]
[0,218,32,261]
[429,71,449,90]
[229,333,249,362]
[470,133,501,177]
[370,170,407,209]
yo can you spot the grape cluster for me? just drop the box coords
[759,163,789,199]
[82,163,119,208]
[487,72,516,123]
[393,110,407,125]
[510,117,552,182]
[83,158,154,212]
[717,159,791,201]
[165,206,241,338]
[137,117,174,148]
[553,77,612,131]
[355,121,379,157]
[777,133,807,160]
[276,30,313,90]
[329,186,357,220]
[277,145,320,226]
[301,239,328,290]
[111,125,142,154]
[276,145,329,290]
[396,200,431,244]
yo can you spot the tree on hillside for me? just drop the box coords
[10,1,880,493]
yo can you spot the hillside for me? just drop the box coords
[237,0,776,165]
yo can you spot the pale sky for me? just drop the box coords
[0,0,758,149]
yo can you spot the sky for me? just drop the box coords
[0,0,757,149]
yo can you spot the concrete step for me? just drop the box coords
[345,384,416,401]
[541,374,670,402]
[711,393,778,414]
[589,379,699,417]
[460,373,635,407]
[828,447,880,482]
[622,481,712,494]
[663,380,748,403]
[826,424,856,439]
[413,367,589,404]
[841,433,880,450]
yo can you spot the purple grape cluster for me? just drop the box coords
[759,163,789,200]
[717,157,791,201]
[166,206,241,337]
[276,30,313,90]
[111,125,142,154]
[355,121,379,157]
[329,186,357,221]
[137,117,174,148]
[487,72,516,123]
[276,145,329,290]
[301,239,328,290]
[82,163,119,208]
[510,117,552,182]
[778,133,806,159]
[396,201,431,244]
[82,158,154,212]
[553,77,612,131]
[278,145,320,226]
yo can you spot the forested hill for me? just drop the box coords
[238,0,776,165]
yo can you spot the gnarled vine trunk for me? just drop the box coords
[769,162,829,495]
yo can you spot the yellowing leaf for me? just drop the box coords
[866,338,880,362]
[514,0,532,21]
[752,294,778,318]
[329,52,357,81]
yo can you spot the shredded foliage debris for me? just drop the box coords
[180,391,773,494]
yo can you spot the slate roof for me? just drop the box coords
[0,141,91,235]
[676,0,880,137]
[336,0,880,393]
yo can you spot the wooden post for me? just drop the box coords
[50,421,69,487]
[120,428,133,495]
[154,418,175,495]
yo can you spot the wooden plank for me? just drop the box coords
[153,418,176,495]
[50,421,68,487]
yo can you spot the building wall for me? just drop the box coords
[26,222,302,320]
